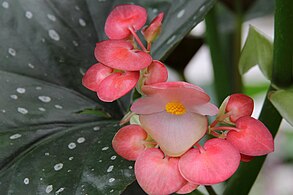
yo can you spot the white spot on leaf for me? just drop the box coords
[38,107,46,112]
[54,105,63,109]
[77,137,85,144]
[109,178,115,183]
[68,142,76,149]
[102,147,109,151]
[177,9,185,18]
[46,185,53,193]
[68,156,73,161]
[8,48,16,56]
[110,155,116,160]
[167,35,176,45]
[93,126,100,131]
[36,86,42,90]
[47,14,56,22]
[38,96,51,103]
[107,165,114,173]
[16,87,26,94]
[10,95,18,100]
[55,187,65,194]
[17,107,28,114]
[54,163,63,171]
[72,40,79,46]
[48,29,60,41]
[23,178,29,185]
[2,1,9,8]
[79,18,86,26]
[28,63,35,69]
[25,11,33,19]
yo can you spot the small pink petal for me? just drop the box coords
[105,4,147,39]
[142,12,164,43]
[176,182,199,194]
[226,94,254,122]
[95,39,152,71]
[186,102,219,116]
[82,63,112,92]
[130,94,168,114]
[97,71,139,102]
[179,138,240,185]
[145,60,168,85]
[140,112,208,157]
[226,116,274,156]
[112,125,149,160]
[135,148,186,195]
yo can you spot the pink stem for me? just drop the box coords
[128,26,148,52]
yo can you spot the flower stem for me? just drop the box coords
[272,0,293,87]
[205,185,217,195]
[129,26,148,52]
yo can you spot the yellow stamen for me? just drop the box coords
[165,102,186,115]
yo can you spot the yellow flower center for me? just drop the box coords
[165,102,186,115]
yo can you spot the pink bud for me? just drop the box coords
[105,4,147,39]
[142,12,164,43]
[135,148,187,195]
[226,94,254,122]
[95,39,152,71]
[144,60,168,85]
[112,125,150,160]
[82,63,112,92]
[176,182,199,194]
[226,116,274,156]
[97,70,139,102]
[179,138,240,185]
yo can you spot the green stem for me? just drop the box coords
[205,5,232,103]
[205,185,217,195]
[272,0,293,87]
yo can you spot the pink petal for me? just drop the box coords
[140,112,208,157]
[135,148,186,195]
[186,102,219,116]
[112,125,149,161]
[105,4,147,39]
[130,94,168,114]
[95,40,152,71]
[179,138,240,185]
[226,116,274,156]
[142,12,164,43]
[226,94,254,122]
[82,63,112,92]
[176,182,199,194]
[97,71,139,102]
[145,60,168,85]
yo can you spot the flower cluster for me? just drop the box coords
[82,4,274,195]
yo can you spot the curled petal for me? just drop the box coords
[135,148,186,195]
[179,139,240,185]
[226,94,254,122]
[140,112,208,157]
[112,125,149,161]
[97,71,139,102]
[176,182,199,194]
[142,12,164,43]
[105,4,147,39]
[240,154,254,162]
[95,40,152,71]
[145,60,168,85]
[226,116,274,156]
[82,63,112,92]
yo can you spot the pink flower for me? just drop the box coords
[131,81,218,157]
[82,63,139,102]
[105,4,147,39]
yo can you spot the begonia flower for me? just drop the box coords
[135,148,187,195]
[131,82,218,157]
[105,4,147,39]
[95,39,152,71]
[82,63,139,102]
[179,138,240,185]
[226,116,274,156]
[112,124,156,161]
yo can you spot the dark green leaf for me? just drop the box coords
[269,88,293,126]
[0,121,134,195]
[239,26,273,80]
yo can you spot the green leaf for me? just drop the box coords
[0,0,216,193]
[269,88,293,126]
[0,121,134,195]
[239,25,273,80]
